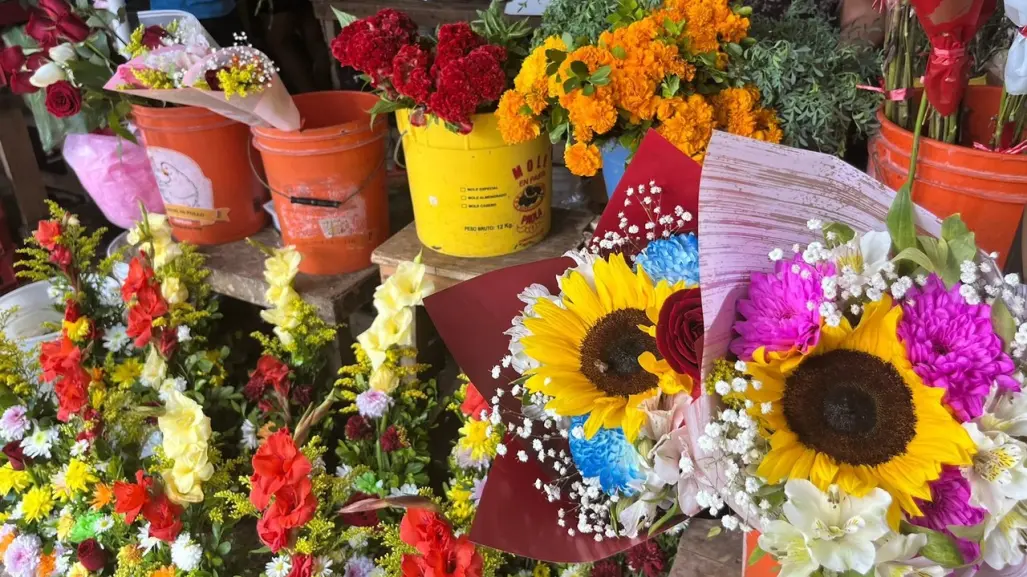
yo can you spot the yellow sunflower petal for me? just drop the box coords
[561,272,605,326]
[527,298,589,343]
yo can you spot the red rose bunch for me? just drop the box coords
[244,355,292,406]
[655,288,704,396]
[400,509,482,577]
[40,336,89,421]
[123,256,168,348]
[330,8,417,85]
[113,471,184,542]
[25,0,91,49]
[76,539,107,572]
[44,80,82,119]
[250,430,317,552]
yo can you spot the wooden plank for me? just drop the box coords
[312,0,539,28]
[670,519,744,577]
[0,96,48,235]
[197,227,379,325]
[372,207,594,289]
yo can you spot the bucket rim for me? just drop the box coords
[251,91,388,142]
[131,103,234,122]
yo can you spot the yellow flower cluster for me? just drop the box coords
[216,62,266,100]
[128,213,182,269]
[357,257,434,370]
[157,390,214,504]
[131,69,175,90]
[125,25,152,59]
[495,0,781,177]
[0,464,31,495]
[260,246,303,347]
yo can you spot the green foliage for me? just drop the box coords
[531,0,662,48]
[740,0,883,156]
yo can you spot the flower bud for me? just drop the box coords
[29,62,66,88]
[49,43,77,64]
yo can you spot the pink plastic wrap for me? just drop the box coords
[63,133,165,229]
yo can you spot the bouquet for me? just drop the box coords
[494,0,782,176]
[329,2,532,133]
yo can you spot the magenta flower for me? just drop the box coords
[898,275,1019,422]
[911,466,986,564]
[731,255,835,361]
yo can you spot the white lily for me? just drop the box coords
[29,62,66,88]
[617,468,673,538]
[781,479,892,574]
[48,43,77,64]
[964,422,1027,515]
[759,520,820,577]
[979,388,1027,438]
[873,533,946,577]
[834,230,891,277]
[981,503,1027,569]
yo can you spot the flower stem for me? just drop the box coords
[905,90,930,190]
[992,88,1009,149]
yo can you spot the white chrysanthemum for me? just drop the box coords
[69,439,90,458]
[102,325,130,353]
[20,428,58,459]
[241,419,258,450]
[176,325,192,343]
[265,555,292,577]
[170,534,202,571]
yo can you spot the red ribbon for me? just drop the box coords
[974,140,1027,154]
[857,82,912,101]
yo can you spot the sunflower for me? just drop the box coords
[521,254,692,441]
[745,295,975,519]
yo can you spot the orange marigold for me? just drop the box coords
[496,91,542,144]
[549,46,615,99]
[564,142,602,177]
[753,108,784,143]
[91,483,114,510]
[562,88,618,143]
[655,94,715,158]
[151,566,176,577]
[516,36,566,114]
[659,0,750,54]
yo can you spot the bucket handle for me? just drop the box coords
[247,145,386,210]
[393,130,408,170]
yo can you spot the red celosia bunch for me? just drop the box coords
[399,508,482,577]
[113,471,184,542]
[122,256,172,352]
[331,11,508,133]
[249,429,318,552]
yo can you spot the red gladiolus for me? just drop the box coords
[157,329,178,358]
[249,429,312,510]
[287,555,315,577]
[126,284,168,348]
[34,220,61,251]
[142,493,184,542]
[114,471,153,523]
[256,478,317,552]
[39,336,80,382]
[122,256,154,302]
[400,508,454,556]
[54,365,89,421]
[459,384,488,420]
[399,511,482,577]
[244,355,291,402]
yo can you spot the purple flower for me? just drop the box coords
[898,275,1019,421]
[3,534,41,577]
[355,389,392,419]
[343,555,376,577]
[731,254,835,361]
[911,466,986,564]
[0,406,29,442]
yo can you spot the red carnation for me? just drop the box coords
[460,384,489,420]
[44,80,82,118]
[344,415,373,441]
[290,384,313,406]
[288,555,315,577]
[76,539,107,572]
[140,25,168,49]
[432,22,483,77]
[114,471,153,523]
[249,429,312,510]
[126,284,168,348]
[122,256,154,302]
[142,493,184,542]
[3,442,28,471]
[34,220,61,251]
[392,44,433,104]
[626,541,666,577]
[590,559,623,577]
[256,478,317,552]
[380,425,405,453]
[655,288,703,391]
[339,492,381,528]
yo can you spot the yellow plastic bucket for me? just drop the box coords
[398,110,553,258]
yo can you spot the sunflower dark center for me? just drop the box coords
[782,349,916,466]
[579,308,659,397]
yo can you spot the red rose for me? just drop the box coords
[0,3,29,28]
[400,508,454,556]
[339,492,380,528]
[249,429,311,509]
[114,471,153,523]
[0,44,26,88]
[54,365,89,421]
[44,80,82,118]
[122,256,154,302]
[34,220,61,251]
[287,555,314,577]
[256,478,317,552]
[655,288,704,390]
[459,384,488,420]
[26,0,90,48]
[9,71,36,94]
[38,0,72,19]
[26,11,59,48]
[76,539,107,572]
[126,285,168,347]
[140,25,168,49]
[392,44,433,105]
[3,442,28,471]
[432,22,483,77]
[49,245,72,268]
[142,493,183,542]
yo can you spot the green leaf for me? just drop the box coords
[561,32,575,51]
[747,546,767,567]
[570,60,590,79]
[901,522,965,568]
[582,83,595,96]
[941,214,972,243]
[612,45,627,59]
[589,65,612,84]
[545,49,566,66]
[706,526,722,539]
[947,522,986,542]
[892,248,935,273]
[822,222,855,246]
[887,183,917,253]
[368,98,407,126]
[992,298,1017,346]
[331,7,357,28]
[563,77,581,93]
[917,236,954,283]
[726,42,744,57]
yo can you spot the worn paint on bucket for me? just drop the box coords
[251,91,389,275]
[398,110,552,258]
[133,104,268,245]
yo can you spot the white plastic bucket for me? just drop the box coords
[0,282,62,352]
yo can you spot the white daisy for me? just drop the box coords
[94,516,114,534]
[20,428,58,459]
[313,557,333,577]
[266,555,292,577]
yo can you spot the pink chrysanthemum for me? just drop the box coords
[3,534,41,577]
[911,466,986,563]
[731,254,835,361]
[898,275,1019,421]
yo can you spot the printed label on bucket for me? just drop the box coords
[280,190,367,242]
[147,147,229,228]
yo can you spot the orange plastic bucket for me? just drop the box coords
[251,91,388,275]
[743,531,777,577]
[869,86,1027,267]
[133,104,268,245]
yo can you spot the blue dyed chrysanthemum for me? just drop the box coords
[635,233,699,286]
[568,415,642,495]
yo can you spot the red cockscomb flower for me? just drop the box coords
[432,22,483,77]
[428,45,507,133]
[114,471,153,523]
[626,541,666,577]
[249,429,312,510]
[330,9,417,85]
[392,44,433,104]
